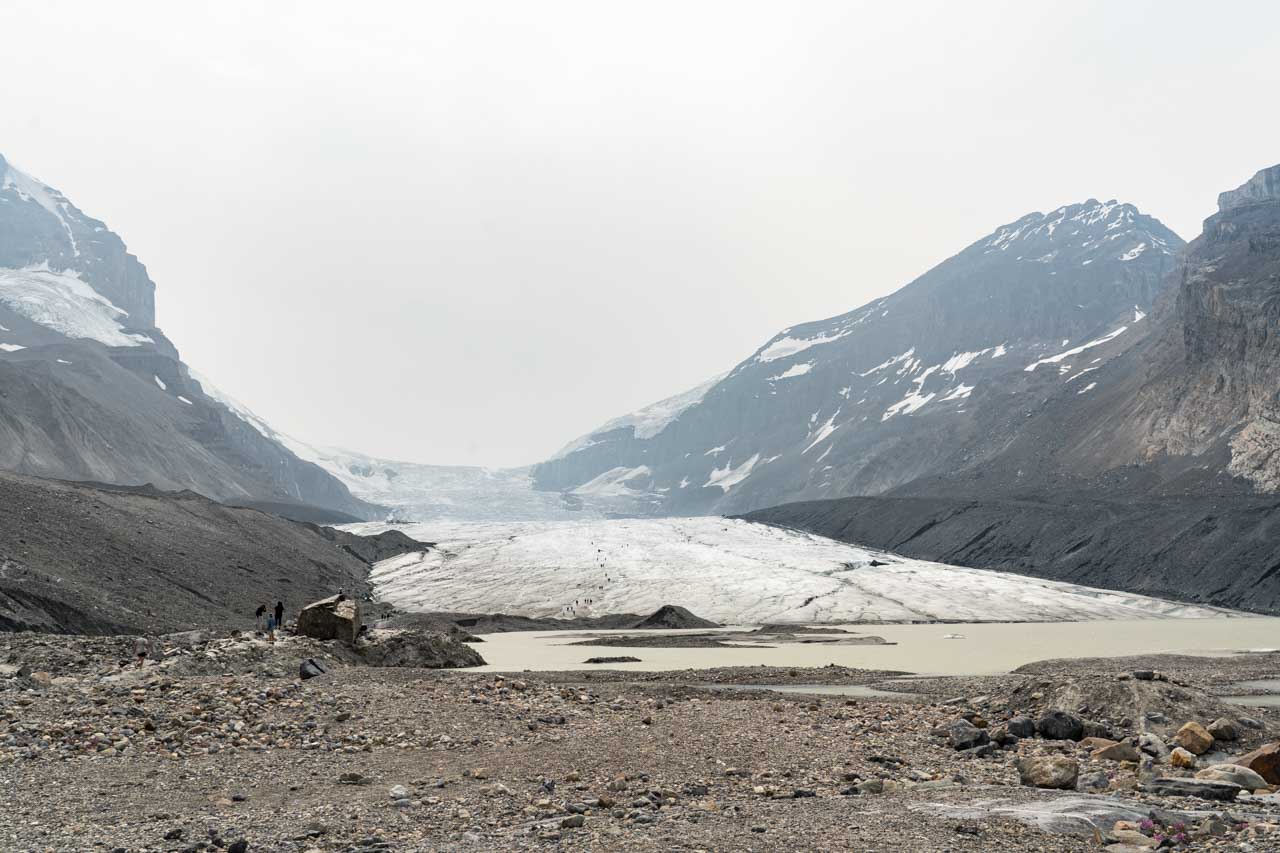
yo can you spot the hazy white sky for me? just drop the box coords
[2,1,1277,466]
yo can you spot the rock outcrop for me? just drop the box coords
[297,595,362,644]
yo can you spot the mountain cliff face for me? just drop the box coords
[745,163,1280,613]
[534,200,1184,515]
[0,155,378,519]
[923,162,1280,496]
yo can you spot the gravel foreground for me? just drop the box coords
[6,634,1280,851]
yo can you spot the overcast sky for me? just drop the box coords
[2,1,1278,467]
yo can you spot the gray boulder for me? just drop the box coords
[1006,716,1036,739]
[1196,764,1267,792]
[1036,710,1084,741]
[945,720,989,751]
[1016,755,1079,790]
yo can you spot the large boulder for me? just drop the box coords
[1036,710,1084,741]
[297,595,361,643]
[1174,721,1214,755]
[1016,755,1079,790]
[1235,743,1280,785]
[1207,718,1239,742]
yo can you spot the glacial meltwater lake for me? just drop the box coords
[472,617,1280,675]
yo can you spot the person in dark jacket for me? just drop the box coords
[274,601,284,632]
[255,604,266,632]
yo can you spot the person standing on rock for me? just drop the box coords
[255,604,266,632]
[274,601,284,633]
[133,635,150,669]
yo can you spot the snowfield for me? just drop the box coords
[359,517,1237,624]
[0,264,152,347]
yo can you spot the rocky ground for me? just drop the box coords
[5,635,1280,851]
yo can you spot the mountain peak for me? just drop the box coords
[978,198,1181,262]
[1218,164,1280,213]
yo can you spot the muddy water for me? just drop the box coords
[472,617,1280,675]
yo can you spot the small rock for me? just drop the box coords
[560,814,585,829]
[1077,770,1110,792]
[389,785,410,800]
[1169,747,1197,769]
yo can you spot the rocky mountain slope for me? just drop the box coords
[0,469,375,634]
[0,154,377,519]
[533,199,1184,516]
[747,163,1280,612]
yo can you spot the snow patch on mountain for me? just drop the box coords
[705,454,760,492]
[362,518,1238,624]
[0,264,152,347]
[755,328,853,363]
[1024,326,1128,373]
[769,362,814,381]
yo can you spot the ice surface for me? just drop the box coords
[941,384,974,401]
[0,343,25,352]
[1133,306,1147,322]
[1119,243,1147,261]
[153,375,167,391]
[362,518,1239,624]
[178,395,193,405]
[1077,381,1098,394]
[0,265,151,347]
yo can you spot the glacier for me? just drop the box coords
[359,517,1238,624]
